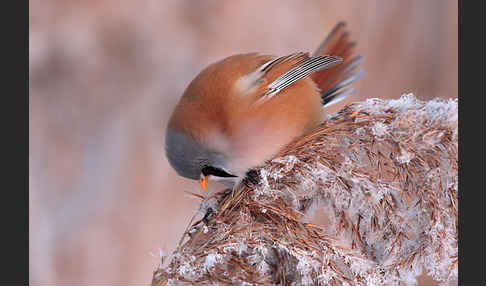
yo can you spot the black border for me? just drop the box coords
[6,0,28,284]
[458,1,480,285]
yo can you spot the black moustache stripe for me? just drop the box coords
[201,166,237,178]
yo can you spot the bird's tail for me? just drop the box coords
[310,22,365,107]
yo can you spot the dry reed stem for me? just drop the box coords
[152,94,458,286]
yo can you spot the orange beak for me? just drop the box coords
[198,175,208,191]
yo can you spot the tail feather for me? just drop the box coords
[311,22,347,57]
[310,22,364,107]
[320,69,365,101]
[321,88,355,107]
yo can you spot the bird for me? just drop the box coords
[165,22,364,191]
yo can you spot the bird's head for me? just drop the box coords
[165,127,239,190]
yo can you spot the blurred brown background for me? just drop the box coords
[29,1,457,285]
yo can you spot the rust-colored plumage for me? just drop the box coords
[166,22,363,185]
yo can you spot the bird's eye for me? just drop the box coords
[201,166,237,178]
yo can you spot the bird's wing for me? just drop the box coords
[253,52,342,104]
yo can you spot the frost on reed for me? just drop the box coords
[152,94,458,286]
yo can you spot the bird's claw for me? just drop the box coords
[243,169,260,187]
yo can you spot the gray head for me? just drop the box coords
[165,127,237,181]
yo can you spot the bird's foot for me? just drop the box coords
[243,169,260,188]
[202,207,214,225]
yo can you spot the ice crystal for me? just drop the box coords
[152,95,457,286]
